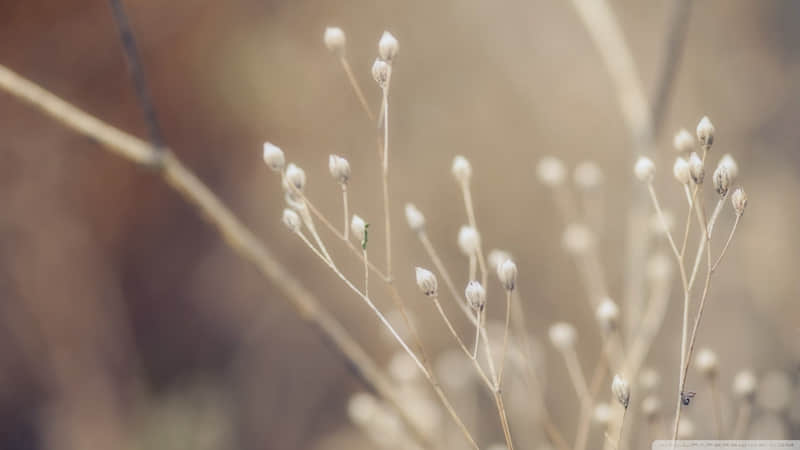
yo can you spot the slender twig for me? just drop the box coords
[108,0,165,153]
[472,309,481,360]
[712,215,741,271]
[380,86,392,279]
[432,297,492,388]
[0,64,436,448]
[497,290,512,384]
[338,57,375,121]
[616,408,628,450]
[342,185,350,240]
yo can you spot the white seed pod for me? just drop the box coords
[573,161,603,190]
[371,58,391,88]
[640,368,661,391]
[323,27,346,55]
[733,370,758,400]
[262,142,285,171]
[612,374,631,408]
[593,403,612,426]
[688,152,705,184]
[713,165,730,196]
[536,156,566,187]
[595,298,620,332]
[404,203,425,232]
[451,155,472,184]
[695,348,719,378]
[457,226,480,256]
[282,208,301,232]
[378,31,399,62]
[415,267,438,297]
[731,187,747,215]
[328,154,351,184]
[696,116,715,149]
[497,259,518,291]
[548,322,576,350]
[673,128,695,153]
[677,418,695,439]
[285,163,307,191]
[634,156,655,182]
[465,281,486,311]
[719,154,739,180]
[351,214,367,243]
[562,223,594,254]
[642,395,661,420]
[673,157,691,184]
[488,249,513,272]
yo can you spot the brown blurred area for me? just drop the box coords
[1,0,800,449]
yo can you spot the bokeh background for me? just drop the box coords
[1,0,799,449]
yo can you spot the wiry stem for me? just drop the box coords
[0,64,436,447]
[338,57,374,121]
[362,249,369,297]
[432,297,493,388]
[342,185,350,241]
[712,215,741,271]
[498,290,512,384]
[381,87,392,279]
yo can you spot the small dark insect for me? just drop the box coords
[681,391,696,406]
[362,223,370,250]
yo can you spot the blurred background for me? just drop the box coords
[1,0,799,449]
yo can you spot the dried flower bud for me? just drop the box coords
[378,31,399,62]
[328,154,351,184]
[642,395,661,421]
[634,156,655,182]
[595,298,620,332]
[719,154,739,180]
[695,348,719,378]
[465,281,486,311]
[593,403,612,426]
[458,226,480,256]
[351,214,367,243]
[713,164,730,196]
[574,161,603,190]
[612,374,631,408]
[673,157,691,184]
[262,142,286,171]
[497,259,518,291]
[347,392,378,426]
[285,163,307,191]
[548,322,576,350]
[673,128,695,153]
[371,58,391,88]
[688,152,704,184]
[451,155,472,184]
[536,156,566,187]
[282,208,301,232]
[415,267,438,297]
[488,249,513,272]
[731,187,747,215]
[562,223,594,254]
[733,370,758,400]
[324,27,346,55]
[639,368,661,391]
[404,203,425,232]
[696,116,715,149]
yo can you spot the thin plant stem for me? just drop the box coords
[497,290,512,384]
[574,348,610,450]
[460,181,489,288]
[472,309,481,360]
[380,87,392,280]
[616,408,628,450]
[712,215,741,271]
[338,57,374,121]
[362,249,369,297]
[647,183,681,258]
[679,184,698,258]
[342,185,349,241]
[432,297,493,388]
[0,64,437,447]
[469,254,477,282]
[563,347,592,405]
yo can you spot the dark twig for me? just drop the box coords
[108,0,166,154]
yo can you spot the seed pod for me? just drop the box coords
[458,226,480,256]
[573,161,603,190]
[465,281,486,311]
[262,142,286,171]
[696,116,715,149]
[688,152,704,184]
[562,223,594,254]
[593,403,612,426]
[595,298,620,332]
[451,155,472,184]
[731,187,747,215]
[673,128,694,153]
[548,322,577,350]
[713,164,730,196]
[673,157,691,184]
[371,58,391,88]
[404,203,425,232]
[696,348,719,378]
[612,374,631,408]
[733,370,758,400]
[285,163,307,191]
[351,215,367,243]
[282,208,301,232]
[415,267,438,297]
[719,154,739,180]
[634,156,655,182]
[536,156,566,187]
[324,27,346,55]
[497,259,518,291]
[378,31,399,62]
